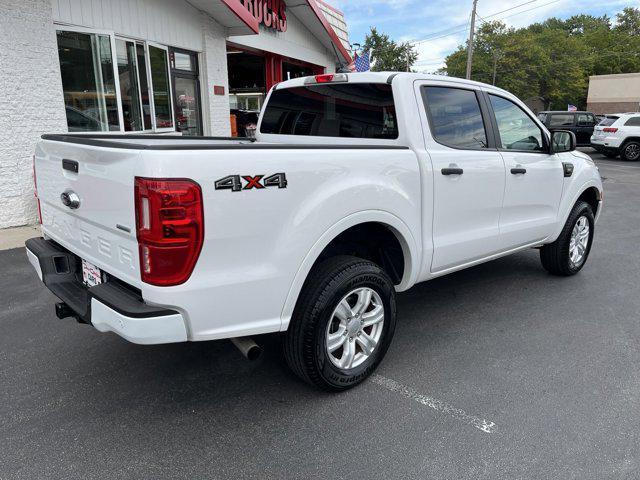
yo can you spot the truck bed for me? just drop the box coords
[41,134,409,151]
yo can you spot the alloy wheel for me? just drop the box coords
[325,287,385,370]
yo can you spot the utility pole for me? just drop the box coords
[491,51,501,85]
[406,50,410,72]
[465,0,478,80]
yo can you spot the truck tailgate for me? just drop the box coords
[35,140,142,287]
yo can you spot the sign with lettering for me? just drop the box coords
[243,0,287,32]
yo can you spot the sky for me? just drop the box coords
[330,0,636,72]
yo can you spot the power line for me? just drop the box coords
[412,0,563,45]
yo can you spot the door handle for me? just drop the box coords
[510,167,527,174]
[441,167,464,175]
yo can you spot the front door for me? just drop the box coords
[486,94,564,248]
[420,85,507,272]
[170,48,202,136]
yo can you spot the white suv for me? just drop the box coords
[591,113,640,160]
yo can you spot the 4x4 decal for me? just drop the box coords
[215,173,287,192]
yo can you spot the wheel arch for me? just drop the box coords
[577,186,601,217]
[280,211,420,330]
[550,182,603,242]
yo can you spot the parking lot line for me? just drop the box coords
[370,374,497,434]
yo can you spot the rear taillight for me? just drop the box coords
[32,155,42,224]
[603,127,618,133]
[134,177,204,286]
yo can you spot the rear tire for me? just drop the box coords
[284,255,397,391]
[621,141,640,161]
[540,201,594,276]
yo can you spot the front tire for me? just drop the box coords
[621,141,640,161]
[540,201,595,276]
[284,256,397,391]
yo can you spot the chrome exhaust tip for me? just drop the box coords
[230,337,262,361]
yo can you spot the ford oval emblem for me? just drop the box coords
[60,190,81,209]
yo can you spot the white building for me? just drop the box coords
[587,73,640,115]
[0,0,351,229]
[316,0,350,52]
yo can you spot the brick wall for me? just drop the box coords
[0,0,66,229]
[587,102,639,116]
[201,13,231,137]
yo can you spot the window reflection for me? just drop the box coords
[116,39,143,131]
[149,46,173,129]
[57,31,119,132]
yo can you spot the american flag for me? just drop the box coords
[354,51,371,72]
[567,104,578,112]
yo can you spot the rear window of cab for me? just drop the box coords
[598,116,619,126]
[260,83,399,139]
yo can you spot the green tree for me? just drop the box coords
[441,8,640,110]
[361,27,418,72]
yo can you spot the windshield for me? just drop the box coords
[260,83,399,139]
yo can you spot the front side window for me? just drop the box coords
[422,86,488,149]
[549,114,575,127]
[57,30,120,132]
[489,95,544,152]
[261,83,398,139]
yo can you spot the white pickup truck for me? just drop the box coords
[27,72,603,391]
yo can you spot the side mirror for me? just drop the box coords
[550,130,576,154]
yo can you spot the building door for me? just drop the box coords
[170,48,202,136]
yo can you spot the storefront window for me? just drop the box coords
[173,51,194,71]
[149,45,174,130]
[57,30,120,132]
[227,49,266,137]
[57,29,185,134]
[282,62,315,81]
[116,39,143,131]
[136,43,153,130]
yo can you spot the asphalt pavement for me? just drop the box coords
[2,150,640,479]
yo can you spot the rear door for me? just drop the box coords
[575,113,597,145]
[485,94,563,248]
[35,139,142,286]
[418,84,506,272]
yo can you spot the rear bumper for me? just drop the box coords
[591,137,622,149]
[25,238,187,345]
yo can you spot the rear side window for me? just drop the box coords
[260,83,398,139]
[624,116,640,127]
[549,114,574,127]
[422,86,488,149]
[598,116,618,126]
[577,113,596,125]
